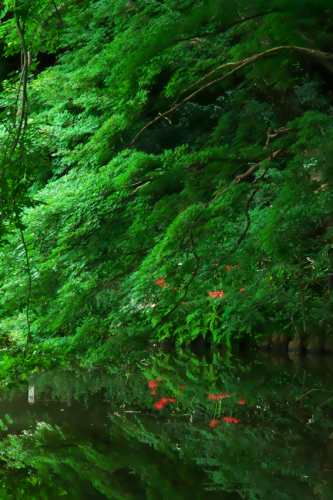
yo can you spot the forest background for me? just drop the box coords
[0,0,332,370]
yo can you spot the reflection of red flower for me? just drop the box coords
[223,417,240,424]
[209,419,219,427]
[155,397,176,409]
[208,290,224,298]
[240,288,245,292]
[209,393,228,400]
[156,377,162,381]
[179,386,185,390]
[151,391,157,395]
[149,380,158,389]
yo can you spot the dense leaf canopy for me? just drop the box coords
[0,0,332,359]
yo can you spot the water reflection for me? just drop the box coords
[0,350,332,499]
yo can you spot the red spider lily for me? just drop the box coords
[240,288,245,292]
[209,419,219,427]
[181,302,186,305]
[159,397,169,404]
[155,279,165,285]
[238,400,246,404]
[214,264,218,266]
[151,391,157,395]
[149,380,158,389]
[208,394,218,400]
[179,386,185,390]
[223,417,240,424]
[155,403,165,409]
[156,377,162,381]
[208,290,224,298]
[226,265,233,271]
[174,287,177,290]
[168,398,176,402]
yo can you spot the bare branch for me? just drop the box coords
[128,45,333,148]
[173,10,279,43]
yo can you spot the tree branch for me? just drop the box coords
[173,10,279,43]
[19,229,32,353]
[128,45,333,148]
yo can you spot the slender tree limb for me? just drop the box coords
[203,147,286,208]
[13,6,29,151]
[228,180,265,257]
[51,0,64,25]
[128,45,333,148]
[173,9,279,43]
[183,228,201,295]
[19,229,32,352]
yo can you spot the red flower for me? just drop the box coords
[209,419,219,427]
[181,302,186,305]
[223,417,240,424]
[208,290,224,298]
[208,394,218,400]
[174,287,177,290]
[179,386,185,390]
[238,400,246,404]
[168,398,176,402]
[156,377,162,381]
[214,264,218,266]
[159,397,169,404]
[151,391,157,395]
[149,380,158,389]
[155,403,164,409]
[240,288,245,292]
[155,278,165,285]
[226,265,233,271]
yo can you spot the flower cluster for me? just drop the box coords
[224,417,240,424]
[208,392,228,400]
[156,278,167,288]
[155,397,176,409]
[208,290,224,298]
[209,419,219,428]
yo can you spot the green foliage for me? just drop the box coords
[0,0,332,358]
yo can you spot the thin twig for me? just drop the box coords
[294,389,331,402]
[19,229,32,352]
[128,45,333,147]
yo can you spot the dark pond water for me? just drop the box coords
[0,349,333,499]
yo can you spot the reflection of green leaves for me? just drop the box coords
[0,419,8,431]
[4,414,13,425]
[0,352,331,498]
